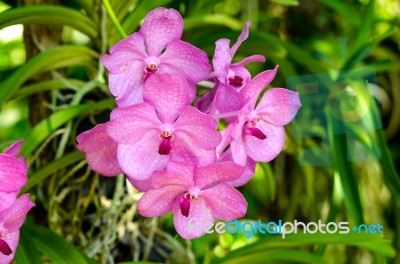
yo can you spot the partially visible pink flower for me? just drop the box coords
[197,22,265,116]
[107,73,221,181]
[76,123,122,177]
[0,194,35,262]
[138,162,247,239]
[101,7,211,107]
[0,140,28,211]
[230,88,301,165]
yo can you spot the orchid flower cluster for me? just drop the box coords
[0,140,35,263]
[77,7,301,239]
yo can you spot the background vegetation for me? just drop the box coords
[0,0,399,263]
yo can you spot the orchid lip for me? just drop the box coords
[244,127,267,140]
[159,133,173,155]
[179,193,197,217]
[0,238,12,256]
[228,75,243,87]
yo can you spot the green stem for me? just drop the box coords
[103,0,127,39]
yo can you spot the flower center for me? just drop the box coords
[145,63,158,73]
[244,117,266,140]
[179,193,198,217]
[0,236,11,256]
[158,131,174,155]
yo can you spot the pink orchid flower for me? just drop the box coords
[101,7,211,107]
[107,73,221,181]
[230,88,301,166]
[0,140,28,212]
[197,22,265,115]
[76,124,154,191]
[0,194,34,262]
[138,162,247,239]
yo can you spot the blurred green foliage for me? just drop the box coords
[0,0,399,263]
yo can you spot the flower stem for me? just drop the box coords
[103,0,127,39]
[213,111,240,119]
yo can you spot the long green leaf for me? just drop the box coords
[15,225,43,264]
[20,151,84,193]
[0,5,98,39]
[21,99,114,156]
[26,223,93,264]
[0,45,98,106]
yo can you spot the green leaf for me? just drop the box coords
[0,45,98,106]
[270,0,299,6]
[220,232,395,263]
[15,225,43,264]
[21,99,114,156]
[26,223,93,264]
[317,0,359,26]
[0,5,98,39]
[20,151,85,193]
[184,14,243,31]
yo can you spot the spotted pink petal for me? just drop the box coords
[160,39,212,85]
[76,123,122,176]
[256,88,301,126]
[101,33,146,74]
[127,177,153,192]
[0,194,35,232]
[140,7,183,56]
[0,231,18,263]
[214,84,245,122]
[231,55,266,68]
[230,138,248,166]
[246,122,285,162]
[174,106,221,150]
[3,140,22,157]
[201,183,247,221]
[138,185,186,217]
[0,154,28,193]
[0,191,17,212]
[107,63,146,107]
[194,162,243,190]
[217,151,256,187]
[212,38,231,83]
[107,103,160,144]
[239,65,279,105]
[172,197,214,239]
[143,73,190,123]
[170,136,216,166]
[230,22,250,56]
[152,162,195,189]
[117,132,169,181]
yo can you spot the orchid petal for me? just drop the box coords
[152,162,195,189]
[0,154,28,193]
[170,136,216,166]
[76,124,122,176]
[0,194,35,232]
[0,191,17,212]
[0,231,18,263]
[239,65,279,105]
[256,88,301,126]
[140,7,183,56]
[117,132,169,181]
[127,177,153,192]
[107,103,160,144]
[201,183,247,221]
[246,122,285,162]
[230,22,250,56]
[143,73,190,123]
[230,138,248,166]
[160,40,211,84]
[173,197,214,239]
[231,54,266,68]
[212,38,231,84]
[138,185,186,217]
[194,162,243,189]
[3,140,23,157]
[174,106,221,150]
